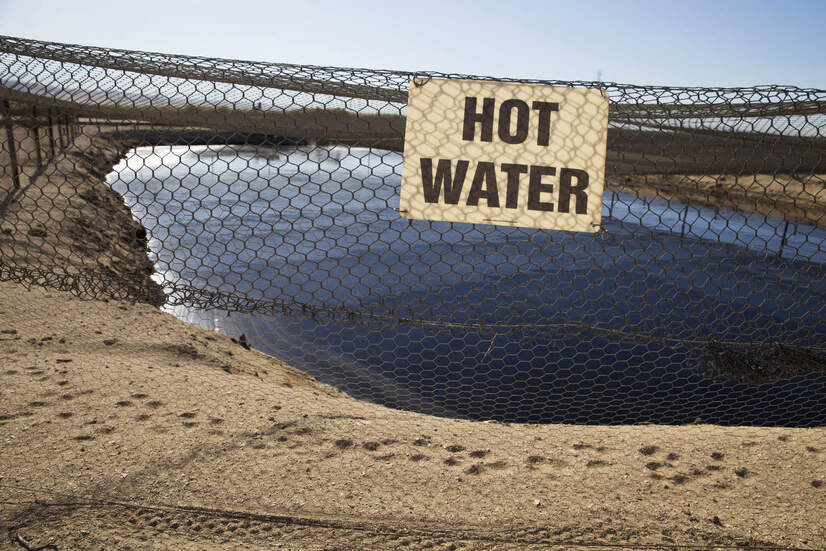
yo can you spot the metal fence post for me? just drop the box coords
[778,220,791,259]
[32,106,43,169]
[57,112,65,148]
[2,99,21,190]
[47,110,56,157]
[679,204,689,239]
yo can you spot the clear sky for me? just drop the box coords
[1,0,824,88]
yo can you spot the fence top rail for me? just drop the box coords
[2,34,825,107]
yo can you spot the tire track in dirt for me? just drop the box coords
[2,494,795,551]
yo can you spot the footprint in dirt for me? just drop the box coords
[526,455,567,475]
[464,461,509,475]
[638,445,659,456]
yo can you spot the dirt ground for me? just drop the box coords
[1,121,825,550]
[1,282,825,551]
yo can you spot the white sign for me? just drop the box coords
[400,78,609,232]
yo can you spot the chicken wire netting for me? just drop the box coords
[2,34,826,426]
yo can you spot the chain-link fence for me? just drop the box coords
[1,34,825,427]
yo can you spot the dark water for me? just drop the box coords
[108,145,826,426]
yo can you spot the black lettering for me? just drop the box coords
[466,162,499,207]
[420,158,469,204]
[497,99,530,144]
[531,101,559,146]
[528,165,556,211]
[500,163,528,209]
[462,97,495,142]
[558,168,589,214]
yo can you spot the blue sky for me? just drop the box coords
[1,0,824,88]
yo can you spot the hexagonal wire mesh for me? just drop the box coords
[1,34,825,427]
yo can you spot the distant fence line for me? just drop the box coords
[1,98,79,200]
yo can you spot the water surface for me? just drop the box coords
[108,144,826,425]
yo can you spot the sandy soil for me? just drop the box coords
[1,120,825,550]
[1,282,825,550]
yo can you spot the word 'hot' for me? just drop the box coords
[462,97,559,146]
